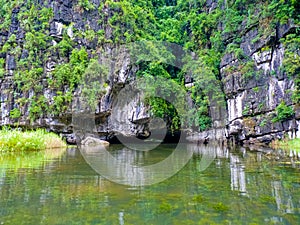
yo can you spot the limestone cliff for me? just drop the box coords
[221,21,300,146]
[0,0,299,146]
[0,0,151,143]
[187,1,300,146]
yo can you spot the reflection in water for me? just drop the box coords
[80,144,193,186]
[230,154,246,194]
[0,144,299,224]
[272,180,295,214]
[0,147,66,170]
[191,143,300,215]
[190,144,247,194]
[119,211,124,225]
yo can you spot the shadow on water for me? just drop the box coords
[0,143,299,224]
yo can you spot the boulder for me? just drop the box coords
[81,136,110,147]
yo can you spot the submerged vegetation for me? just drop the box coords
[0,128,66,152]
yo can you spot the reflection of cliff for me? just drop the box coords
[0,148,128,204]
[0,145,299,223]
[80,144,193,186]
[190,143,247,194]
[191,143,300,216]
[230,154,246,194]
[229,150,299,216]
[272,181,295,214]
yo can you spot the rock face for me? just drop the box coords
[0,1,299,146]
[0,0,150,143]
[221,21,300,146]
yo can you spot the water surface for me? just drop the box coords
[0,144,299,224]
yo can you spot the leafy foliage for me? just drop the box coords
[282,32,300,103]
[0,58,5,78]
[1,0,300,130]
[80,59,109,110]
[78,0,95,11]
[272,101,294,123]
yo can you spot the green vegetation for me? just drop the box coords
[0,128,66,152]
[0,0,299,132]
[259,118,267,127]
[212,202,229,212]
[78,0,95,11]
[271,138,300,153]
[242,105,250,116]
[157,201,173,213]
[272,101,294,123]
[192,194,205,203]
[0,147,66,170]
[282,32,300,103]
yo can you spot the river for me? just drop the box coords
[0,144,299,224]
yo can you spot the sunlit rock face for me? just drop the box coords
[0,1,149,142]
[0,1,299,146]
[187,20,299,146]
[220,21,300,146]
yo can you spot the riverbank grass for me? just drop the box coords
[271,138,300,152]
[0,128,66,152]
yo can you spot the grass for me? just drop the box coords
[271,138,300,152]
[0,128,66,152]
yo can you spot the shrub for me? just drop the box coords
[272,101,294,123]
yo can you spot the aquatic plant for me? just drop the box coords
[192,194,205,203]
[212,202,229,212]
[157,201,173,213]
[0,128,66,152]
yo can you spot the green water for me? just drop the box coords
[0,144,299,225]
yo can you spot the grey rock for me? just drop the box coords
[256,135,273,145]
[277,20,297,40]
[240,27,274,57]
[81,136,110,147]
[220,53,235,68]
[53,0,72,24]
[6,55,16,70]
[20,49,29,59]
[0,1,299,148]
[295,107,300,120]
[221,18,300,145]
[50,21,64,37]
[9,7,20,34]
